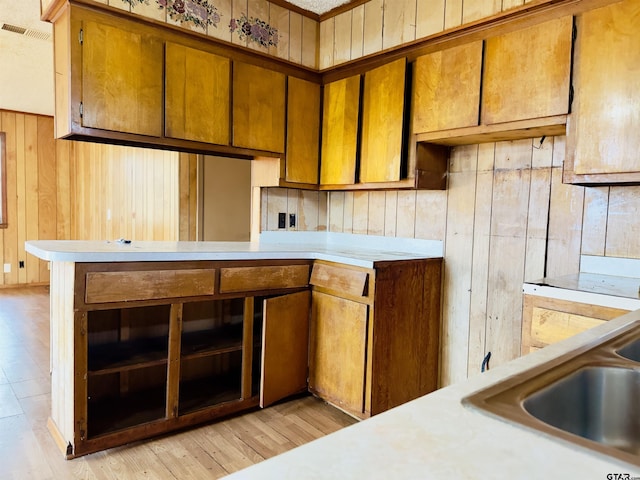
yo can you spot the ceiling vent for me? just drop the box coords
[1,22,51,41]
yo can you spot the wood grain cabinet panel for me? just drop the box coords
[482,16,573,125]
[81,20,163,137]
[360,58,407,183]
[309,291,368,415]
[219,264,310,293]
[232,62,286,153]
[521,295,629,354]
[412,41,483,134]
[564,0,640,183]
[165,42,230,145]
[284,77,321,185]
[320,74,361,186]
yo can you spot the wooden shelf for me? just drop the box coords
[415,115,567,147]
[88,337,168,375]
[178,375,242,415]
[88,386,167,438]
[181,324,245,360]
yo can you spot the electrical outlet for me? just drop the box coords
[278,212,286,229]
[289,214,296,228]
[19,261,24,269]
[3,263,10,273]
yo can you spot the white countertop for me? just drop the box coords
[223,309,640,479]
[25,232,443,269]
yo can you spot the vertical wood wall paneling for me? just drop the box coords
[382,0,416,50]
[441,145,477,386]
[367,191,385,236]
[524,136,554,282]
[209,0,233,43]
[484,140,531,371]
[37,116,56,282]
[466,143,494,377]
[342,191,354,233]
[351,5,365,60]
[444,0,463,30]
[581,186,609,256]
[416,0,445,38]
[55,139,71,241]
[289,12,303,64]
[248,0,270,52]
[604,187,640,258]
[352,191,369,235]
[232,0,249,47]
[319,17,335,69]
[362,0,384,57]
[2,112,19,285]
[397,191,416,238]
[329,192,345,232]
[301,16,319,69]
[462,0,502,23]
[334,11,353,65]
[269,4,290,59]
[414,190,446,240]
[23,115,39,285]
[384,191,397,237]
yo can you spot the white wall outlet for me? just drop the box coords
[107,209,111,221]
[3,263,10,273]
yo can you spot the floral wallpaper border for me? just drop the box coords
[120,0,279,47]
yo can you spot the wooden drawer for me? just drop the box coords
[310,262,369,298]
[219,264,310,293]
[531,307,606,346]
[85,269,216,304]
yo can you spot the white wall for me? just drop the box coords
[0,0,54,115]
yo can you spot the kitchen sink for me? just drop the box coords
[463,319,640,467]
[523,366,640,455]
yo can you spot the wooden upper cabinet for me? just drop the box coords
[412,41,483,134]
[360,58,407,184]
[165,42,230,145]
[284,77,321,185]
[81,20,163,137]
[320,74,361,186]
[232,62,286,153]
[564,0,640,183]
[482,16,573,125]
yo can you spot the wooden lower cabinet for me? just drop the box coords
[521,294,630,354]
[309,258,442,418]
[48,257,442,457]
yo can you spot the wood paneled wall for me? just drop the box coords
[0,110,196,287]
[0,111,57,286]
[319,0,535,68]
[262,136,640,385]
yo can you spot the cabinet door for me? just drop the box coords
[233,62,285,153]
[260,290,310,407]
[482,16,573,125]
[82,20,163,137]
[165,42,230,145]
[568,0,640,177]
[309,291,368,415]
[285,77,321,185]
[412,41,483,133]
[320,75,361,186]
[360,58,407,183]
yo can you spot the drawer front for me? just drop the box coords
[310,262,369,298]
[85,269,216,304]
[219,264,310,293]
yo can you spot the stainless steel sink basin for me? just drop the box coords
[523,366,640,455]
[618,338,640,363]
[463,319,640,467]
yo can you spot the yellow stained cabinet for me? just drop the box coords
[412,41,483,134]
[283,77,321,185]
[81,19,163,137]
[521,295,629,354]
[320,74,361,186]
[564,0,640,184]
[165,42,230,145]
[232,62,286,153]
[482,16,573,125]
[360,58,407,184]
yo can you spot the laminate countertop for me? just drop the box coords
[223,309,640,479]
[24,232,443,269]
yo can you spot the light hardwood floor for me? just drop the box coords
[0,286,357,480]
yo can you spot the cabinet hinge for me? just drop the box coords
[79,102,83,118]
[79,28,83,45]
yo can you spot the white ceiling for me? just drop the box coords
[0,0,54,115]
[284,0,353,14]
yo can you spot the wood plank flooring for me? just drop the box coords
[0,286,357,480]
